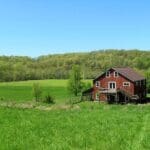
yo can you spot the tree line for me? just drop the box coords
[0,49,150,83]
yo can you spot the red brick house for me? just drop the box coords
[83,67,146,103]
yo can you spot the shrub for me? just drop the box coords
[44,93,55,104]
[0,97,5,101]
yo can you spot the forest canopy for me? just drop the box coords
[0,49,150,81]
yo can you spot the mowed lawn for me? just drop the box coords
[0,79,92,103]
[0,103,150,150]
[0,80,73,103]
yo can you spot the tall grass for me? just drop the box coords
[0,103,149,149]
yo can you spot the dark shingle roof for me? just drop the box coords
[112,67,145,82]
[94,67,145,82]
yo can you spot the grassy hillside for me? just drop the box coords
[0,103,150,149]
[0,80,68,103]
[0,79,91,103]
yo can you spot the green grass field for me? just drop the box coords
[0,79,91,103]
[0,103,150,149]
[0,80,72,103]
[0,80,150,149]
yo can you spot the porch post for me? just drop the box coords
[115,93,118,103]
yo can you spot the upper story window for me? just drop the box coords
[123,82,130,87]
[114,71,118,77]
[106,71,110,77]
[95,81,100,87]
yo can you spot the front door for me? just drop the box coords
[108,82,116,89]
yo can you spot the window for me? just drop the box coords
[106,71,110,77]
[108,82,116,89]
[114,71,118,77]
[95,81,100,87]
[123,82,130,86]
[136,81,138,86]
[95,93,99,100]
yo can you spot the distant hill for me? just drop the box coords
[0,49,150,81]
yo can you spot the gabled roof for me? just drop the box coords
[94,67,145,82]
[113,67,145,82]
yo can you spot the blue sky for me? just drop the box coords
[0,0,150,57]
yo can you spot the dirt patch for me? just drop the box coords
[0,101,80,111]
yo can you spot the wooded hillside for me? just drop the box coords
[0,49,150,81]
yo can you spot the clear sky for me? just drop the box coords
[0,0,150,57]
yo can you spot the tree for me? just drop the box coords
[32,83,42,101]
[145,72,150,93]
[68,65,82,96]
[0,50,150,81]
[81,82,92,92]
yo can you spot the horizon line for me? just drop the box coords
[0,49,150,58]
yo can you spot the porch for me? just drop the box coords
[99,88,139,103]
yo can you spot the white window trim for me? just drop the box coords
[95,81,100,87]
[114,71,118,77]
[106,71,110,78]
[123,82,130,87]
[108,81,116,89]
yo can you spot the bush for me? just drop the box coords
[0,97,5,101]
[44,93,55,104]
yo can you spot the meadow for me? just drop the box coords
[0,103,150,149]
[0,80,150,149]
[0,79,73,103]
